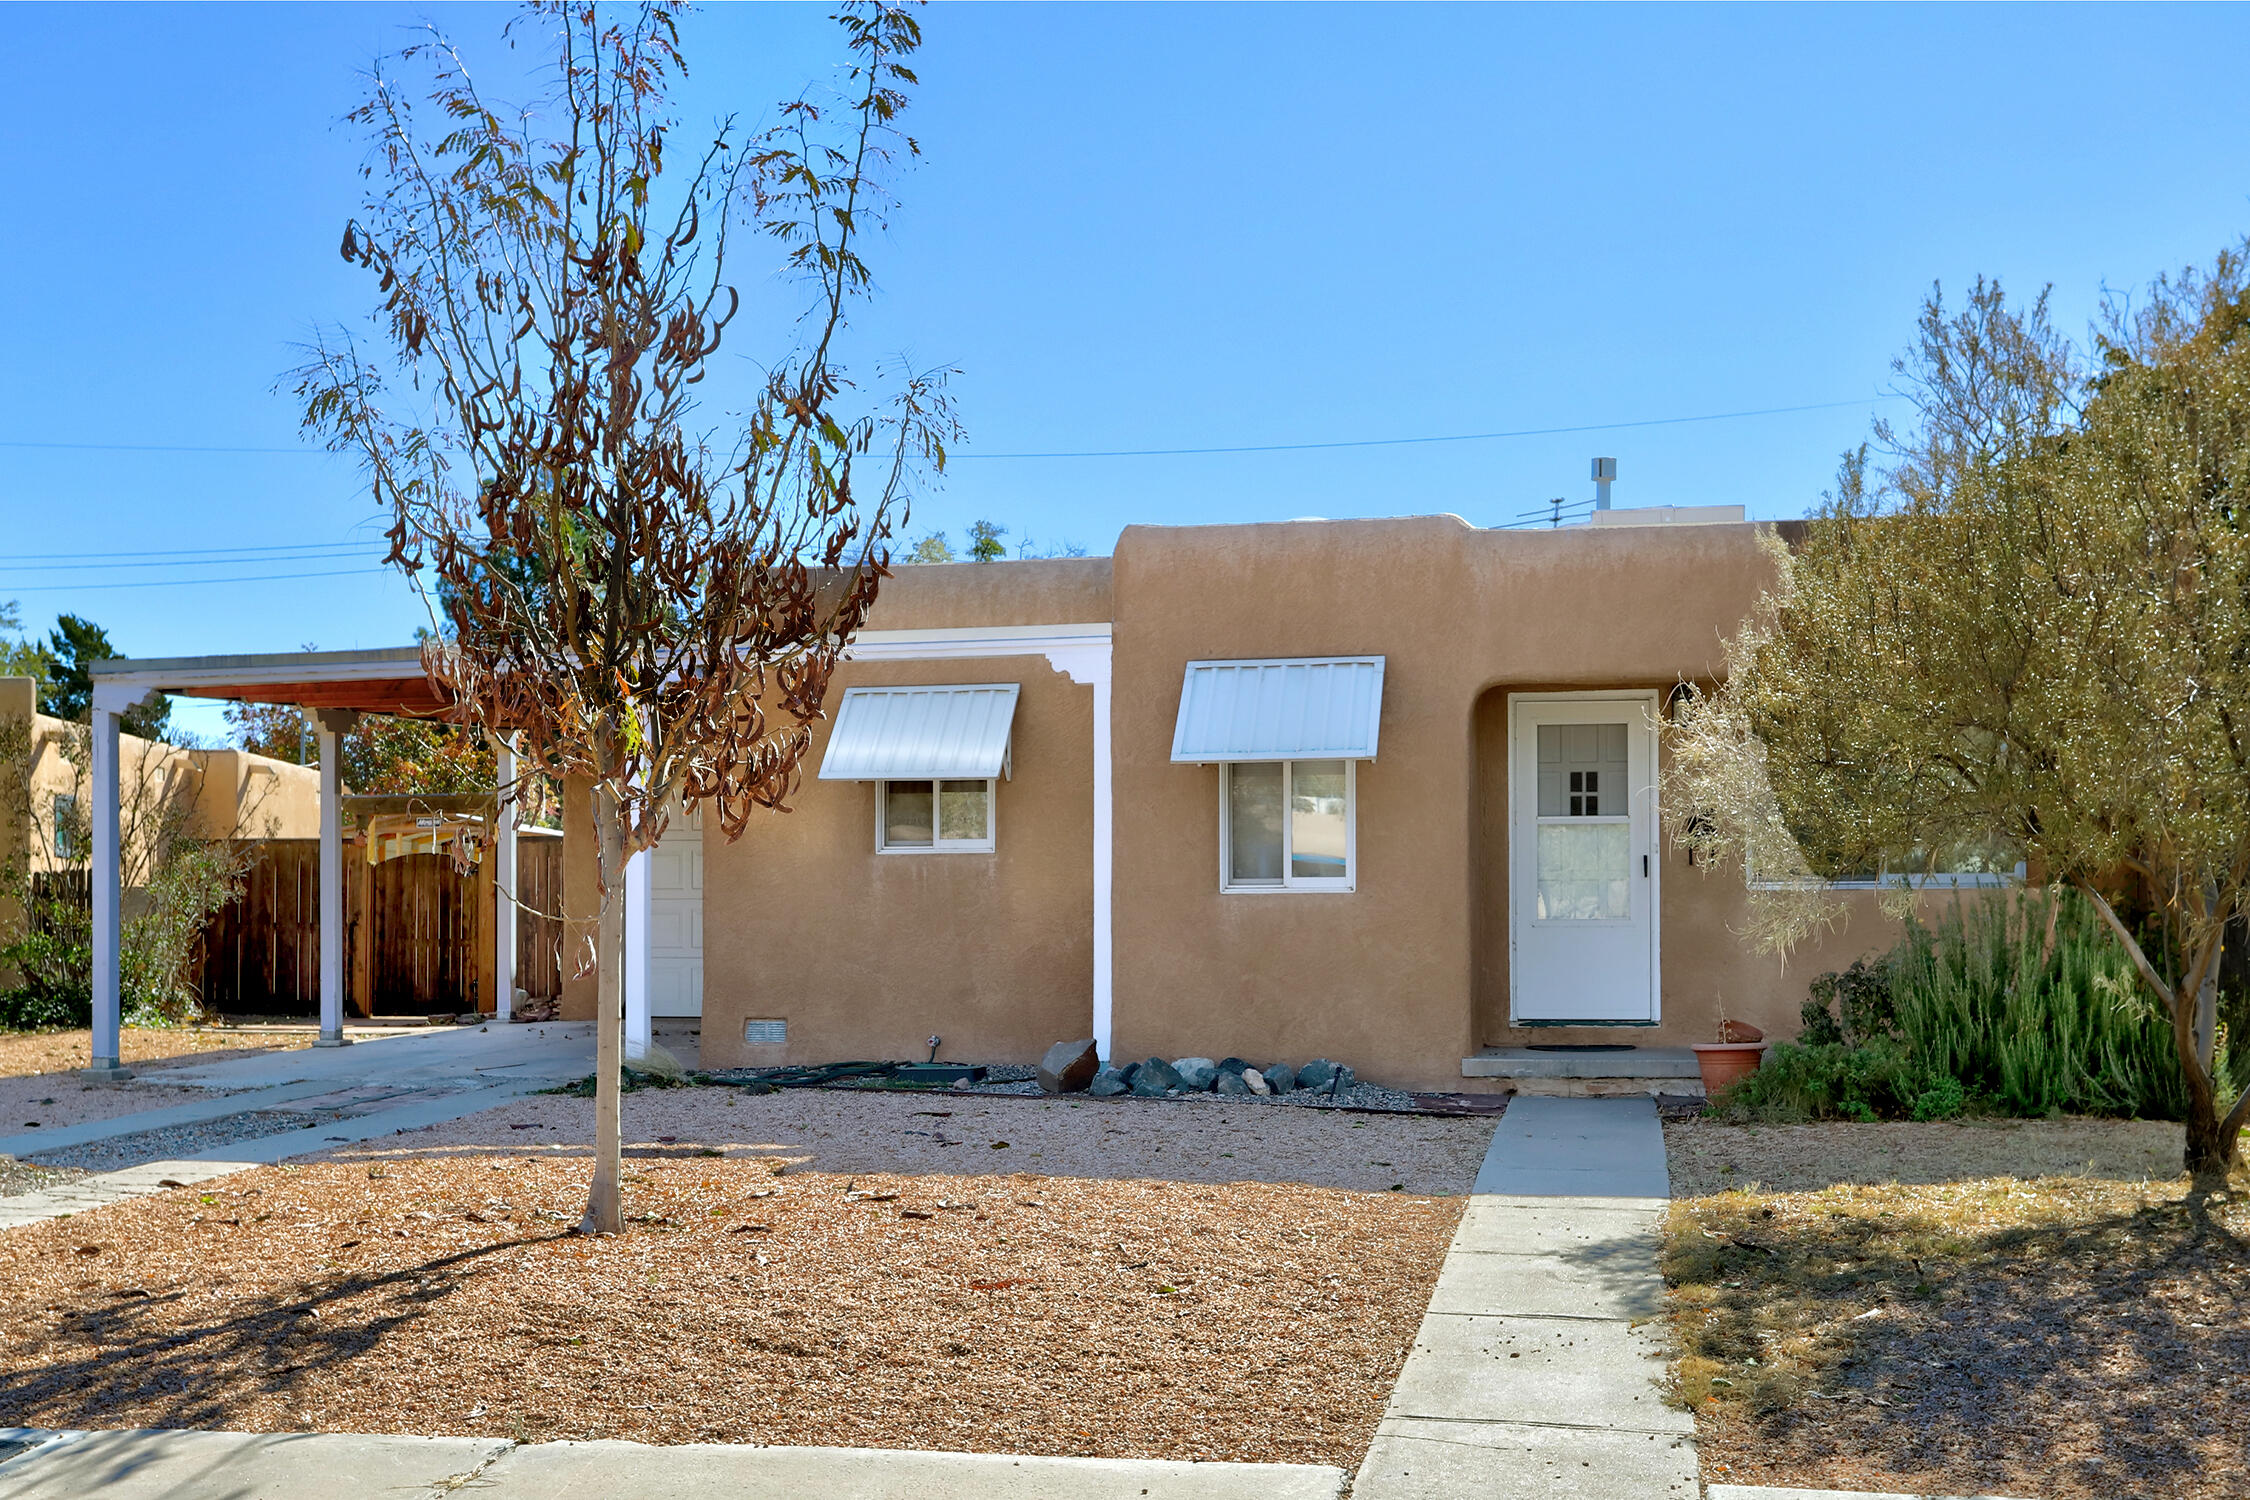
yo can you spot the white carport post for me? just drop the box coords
[623,846,652,1061]
[493,739,517,1023]
[313,709,360,1047]
[84,687,134,1080]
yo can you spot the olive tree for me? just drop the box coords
[296,1,951,1232]
[1668,250,2250,1184]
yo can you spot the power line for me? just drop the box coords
[3,550,381,574]
[0,540,374,563]
[2,567,394,594]
[950,397,1894,460]
[3,393,1900,464]
[0,439,318,455]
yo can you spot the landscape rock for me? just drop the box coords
[1087,1064,1133,1098]
[1038,1038,1101,1094]
[1243,1067,1272,1096]
[1213,1070,1252,1097]
[1297,1059,1341,1093]
[1216,1057,1251,1076]
[1171,1057,1220,1091]
[1264,1062,1296,1094]
[1131,1057,1185,1096]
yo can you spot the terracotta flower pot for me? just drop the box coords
[1691,1041,1768,1095]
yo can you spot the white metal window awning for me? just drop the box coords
[1169,656,1385,763]
[818,683,1021,781]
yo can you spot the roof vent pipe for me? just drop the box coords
[1591,457,1617,511]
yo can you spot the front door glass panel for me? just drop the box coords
[1534,722,1631,921]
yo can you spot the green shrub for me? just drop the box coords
[1890,888,2231,1121]
[1909,1075,1967,1121]
[1770,887,2234,1124]
[0,887,93,1030]
[1715,1037,1935,1122]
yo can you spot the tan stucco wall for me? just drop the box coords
[699,653,1096,1071]
[187,749,322,841]
[1105,516,1896,1090]
[862,557,1112,631]
[3,682,321,876]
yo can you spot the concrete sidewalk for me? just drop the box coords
[1354,1095,1696,1499]
[0,1429,1349,1499]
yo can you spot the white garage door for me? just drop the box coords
[649,821,703,1018]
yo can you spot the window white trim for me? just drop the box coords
[1218,759,1357,894]
[876,778,997,854]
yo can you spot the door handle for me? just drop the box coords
[1643,854,1650,877]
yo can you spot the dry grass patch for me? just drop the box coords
[0,1150,1460,1466]
[1665,1123,2250,1500]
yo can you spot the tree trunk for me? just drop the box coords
[579,787,626,1236]
[2080,884,2240,1189]
[2184,1103,2241,1188]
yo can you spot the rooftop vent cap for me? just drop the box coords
[1591,457,1617,510]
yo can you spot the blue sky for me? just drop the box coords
[4,2,2249,742]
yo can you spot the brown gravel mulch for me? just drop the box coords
[0,1154,1460,1466]
[1666,1120,2250,1500]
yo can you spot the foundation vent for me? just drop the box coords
[744,1019,788,1046]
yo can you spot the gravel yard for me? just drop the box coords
[25,1109,354,1175]
[0,1095,1480,1465]
[336,1084,1499,1194]
[0,1074,229,1139]
[1666,1117,2250,1500]
[0,1157,85,1200]
[1665,1114,2191,1197]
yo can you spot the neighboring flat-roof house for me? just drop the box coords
[84,510,1962,1088]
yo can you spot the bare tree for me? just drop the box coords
[297,1,951,1232]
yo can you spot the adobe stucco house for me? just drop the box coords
[82,511,1929,1088]
[668,510,1914,1092]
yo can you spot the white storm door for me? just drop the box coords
[1510,695,1658,1024]
[648,822,704,1018]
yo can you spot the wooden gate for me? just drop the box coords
[198,834,566,1016]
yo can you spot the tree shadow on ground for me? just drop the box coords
[1670,1188,2250,1499]
[0,1236,537,1434]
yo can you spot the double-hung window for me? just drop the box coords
[1222,759,1355,892]
[817,682,1019,857]
[1169,655,1383,896]
[878,778,996,853]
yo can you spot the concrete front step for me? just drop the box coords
[1460,1047,1705,1097]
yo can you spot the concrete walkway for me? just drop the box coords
[0,1026,595,1233]
[0,1429,1348,1499]
[1354,1095,1696,1499]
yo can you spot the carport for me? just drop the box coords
[80,647,605,1075]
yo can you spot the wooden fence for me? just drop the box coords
[196,835,565,1017]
